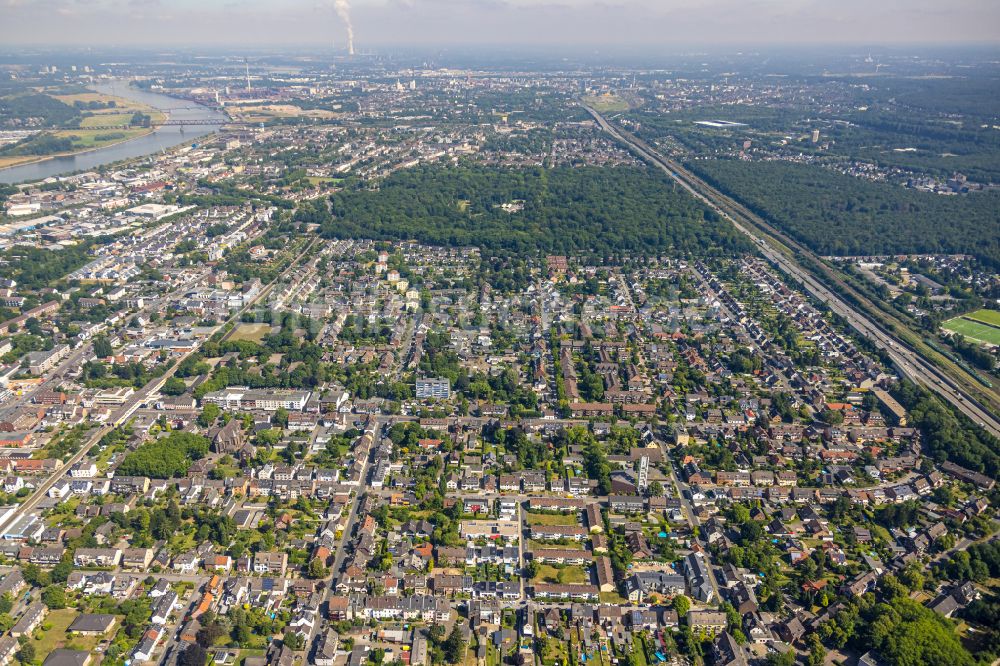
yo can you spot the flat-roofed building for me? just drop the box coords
[415,378,451,400]
[460,519,520,542]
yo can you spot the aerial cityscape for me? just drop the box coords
[0,3,998,666]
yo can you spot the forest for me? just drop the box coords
[0,92,79,129]
[831,110,1000,184]
[685,159,1000,268]
[319,165,753,259]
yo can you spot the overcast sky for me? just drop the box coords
[2,0,998,49]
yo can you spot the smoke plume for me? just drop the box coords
[334,0,355,55]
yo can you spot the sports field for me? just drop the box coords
[943,311,1000,346]
[965,309,1000,327]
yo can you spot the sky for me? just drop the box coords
[2,0,999,49]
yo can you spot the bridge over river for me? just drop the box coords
[0,81,228,184]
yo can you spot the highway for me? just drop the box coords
[0,238,319,536]
[584,105,1000,439]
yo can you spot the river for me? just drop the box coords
[0,81,226,184]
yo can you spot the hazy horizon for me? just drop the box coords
[3,0,999,50]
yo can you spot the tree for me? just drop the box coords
[648,480,664,497]
[322,165,752,261]
[442,625,466,664]
[806,634,826,666]
[21,563,48,587]
[900,563,925,592]
[256,428,281,446]
[686,159,1000,270]
[41,585,66,609]
[180,643,207,666]
[867,595,976,666]
[161,377,188,396]
[234,622,252,646]
[308,558,329,579]
[881,574,909,602]
[729,504,751,525]
[16,641,35,665]
[583,436,612,495]
[120,598,153,639]
[427,624,446,645]
[272,407,289,429]
[283,632,304,650]
[819,409,845,426]
[197,622,226,648]
[739,520,764,543]
[197,403,221,428]
[93,335,113,358]
[51,561,72,584]
[525,560,539,579]
[673,595,691,617]
[116,432,210,478]
[765,651,796,666]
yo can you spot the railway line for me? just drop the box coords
[585,104,1000,439]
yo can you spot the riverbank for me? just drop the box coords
[0,82,226,184]
[0,124,164,171]
[0,88,171,172]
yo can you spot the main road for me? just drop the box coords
[584,105,1000,440]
